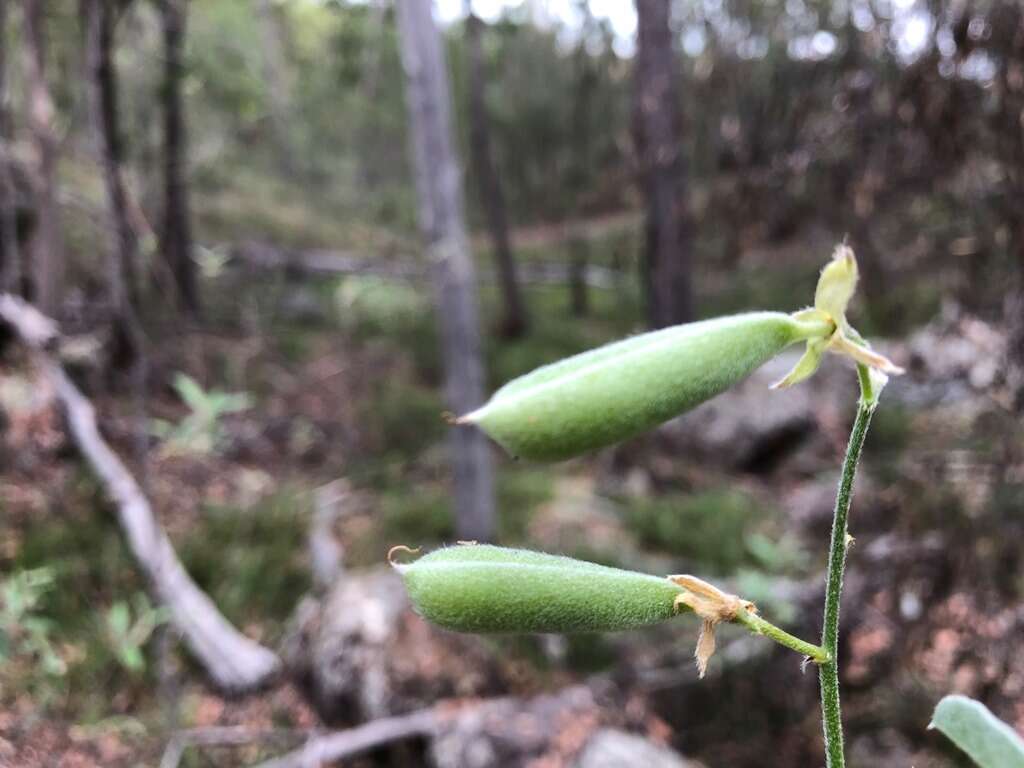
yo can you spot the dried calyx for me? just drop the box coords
[669,575,758,678]
[773,244,904,390]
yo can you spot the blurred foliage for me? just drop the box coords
[0,567,67,689]
[102,594,169,674]
[348,465,554,566]
[4,0,1024,763]
[150,373,252,458]
[622,488,765,574]
[11,0,1019,335]
[8,479,154,719]
[336,276,430,335]
[180,489,312,631]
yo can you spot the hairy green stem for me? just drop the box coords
[733,607,829,663]
[819,364,879,767]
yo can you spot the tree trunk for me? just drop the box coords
[633,0,692,329]
[568,232,589,317]
[22,0,63,315]
[395,0,495,542]
[1006,245,1024,410]
[354,0,387,188]
[0,0,21,294]
[159,0,199,317]
[994,1,1024,409]
[256,0,297,178]
[464,6,527,339]
[84,0,144,361]
[567,30,596,320]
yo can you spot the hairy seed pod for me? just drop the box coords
[460,311,830,461]
[392,545,688,634]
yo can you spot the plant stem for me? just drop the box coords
[819,364,880,767]
[733,607,829,663]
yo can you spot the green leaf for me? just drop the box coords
[107,602,131,637]
[930,695,1024,768]
[172,373,210,412]
[119,646,145,672]
[215,392,252,414]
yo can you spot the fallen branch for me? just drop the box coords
[252,709,439,768]
[0,293,57,347]
[230,240,622,289]
[0,293,282,693]
[160,726,303,768]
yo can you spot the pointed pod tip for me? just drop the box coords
[449,408,483,425]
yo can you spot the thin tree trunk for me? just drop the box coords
[22,0,63,315]
[568,232,589,317]
[1006,252,1024,410]
[84,0,144,361]
[633,0,692,328]
[0,0,21,294]
[159,0,199,317]
[567,29,596,319]
[256,0,297,178]
[353,0,387,188]
[395,0,495,542]
[994,1,1024,409]
[464,4,527,339]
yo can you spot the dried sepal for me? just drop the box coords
[669,575,757,678]
[695,620,718,679]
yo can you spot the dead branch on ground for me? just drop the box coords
[252,709,438,768]
[0,293,282,693]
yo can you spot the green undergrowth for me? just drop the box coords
[180,488,312,632]
[346,466,556,567]
[621,488,767,575]
[193,164,402,250]
[7,474,154,720]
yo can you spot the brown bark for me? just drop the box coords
[22,0,63,315]
[159,0,199,316]
[464,7,527,339]
[395,0,495,541]
[84,0,144,361]
[633,0,692,328]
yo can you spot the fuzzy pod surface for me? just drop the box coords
[395,545,687,634]
[462,311,827,461]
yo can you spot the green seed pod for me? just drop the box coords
[392,544,687,634]
[460,311,830,461]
